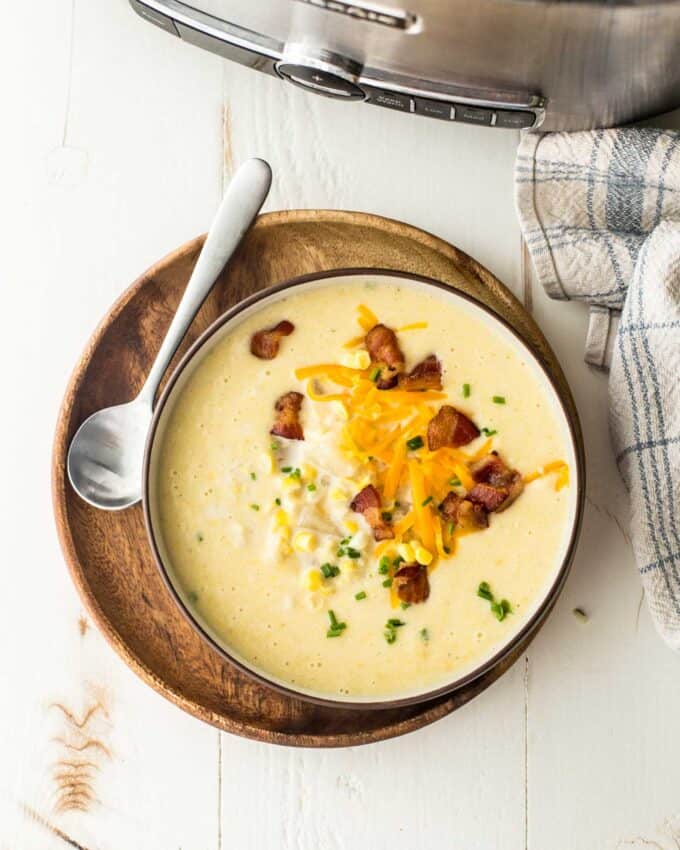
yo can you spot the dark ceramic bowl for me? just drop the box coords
[143,269,585,710]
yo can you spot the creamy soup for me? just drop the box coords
[150,276,577,702]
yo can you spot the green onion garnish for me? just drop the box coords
[369,367,382,383]
[289,468,301,479]
[274,498,281,506]
[355,591,367,601]
[326,609,347,637]
[196,532,204,543]
[381,510,392,522]
[477,582,513,621]
[387,618,405,628]
[250,472,257,480]
[320,563,340,579]
[392,555,404,567]
[480,427,498,436]
[492,396,506,404]
[307,483,317,492]
[419,628,429,642]
[406,435,424,451]
[250,503,260,511]
[378,556,390,574]
[382,578,393,588]
[446,521,455,536]
[400,602,411,610]
[270,441,280,452]
[463,383,471,398]
[421,495,433,507]
[281,466,292,473]
[449,476,461,487]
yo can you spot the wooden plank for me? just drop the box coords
[0,0,223,846]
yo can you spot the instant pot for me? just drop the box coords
[130,0,680,130]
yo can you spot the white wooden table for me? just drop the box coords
[3,3,680,848]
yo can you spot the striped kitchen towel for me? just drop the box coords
[515,129,680,651]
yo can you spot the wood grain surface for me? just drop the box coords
[52,210,578,746]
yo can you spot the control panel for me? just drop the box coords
[129,0,546,130]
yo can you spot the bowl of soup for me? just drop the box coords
[143,270,584,708]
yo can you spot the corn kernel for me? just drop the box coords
[276,525,290,541]
[331,487,347,502]
[274,509,289,527]
[301,464,317,481]
[340,350,371,370]
[344,519,358,534]
[293,531,317,552]
[307,570,322,591]
[397,542,415,562]
[415,546,433,566]
[283,477,301,491]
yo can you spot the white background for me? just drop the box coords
[2,2,680,848]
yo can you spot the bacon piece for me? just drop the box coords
[398,355,443,391]
[250,320,295,360]
[365,324,405,389]
[467,483,508,513]
[427,405,480,450]
[270,391,304,440]
[393,563,430,604]
[350,484,394,541]
[439,491,488,531]
[469,451,524,512]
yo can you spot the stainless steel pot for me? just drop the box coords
[130,0,680,131]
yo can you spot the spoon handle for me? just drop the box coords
[139,158,272,405]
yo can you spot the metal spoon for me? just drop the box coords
[67,158,272,510]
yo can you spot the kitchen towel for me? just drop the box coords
[515,128,680,651]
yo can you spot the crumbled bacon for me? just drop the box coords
[270,391,304,440]
[439,491,488,531]
[398,355,443,391]
[469,451,524,512]
[350,484,394,541]
[427,405,480,450]
[365,324,405,389]
[393,563,430,604]
[250,320,295,360]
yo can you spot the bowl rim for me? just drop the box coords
[142,267,585,710]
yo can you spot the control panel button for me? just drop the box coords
[414,97,453,121]
[129,0,179,36]
[495,109,536,129]
[362,86,413,113]
[455,105,494,126]
[277,64,364,100]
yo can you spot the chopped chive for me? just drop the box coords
[421,495,433,507]
[196,532,204,543]
[446,521,455,536]
[462,383,471,398]
[307,483,317,492]
[250,503,260,511]
[274,497,281,506]
[400,602,411,610]
[382,578,393,588]
[419,627,430,642]
[492,396,506,405]
[320,563,340,579]
[387,618,405,628]
[250,471,257,480]
[406,435,424,451]
[449,476,461,487]
[384,630,397,644]
[327,629,342,637]
[477,581,493,601]
[338,544,361,559]
[573,607,589,623]
[355,591,367,601]
[270,440,280,452]
[392,555,404,567]
[281,466,292,473]
[369,367,382,383]
[480,427,498,437]
[378,556,390,574]
[188,590,199,604]
[328,610,339,628]
[289,468,302,479]
[381,510,392,522]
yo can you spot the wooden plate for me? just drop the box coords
[52,210,580,747]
